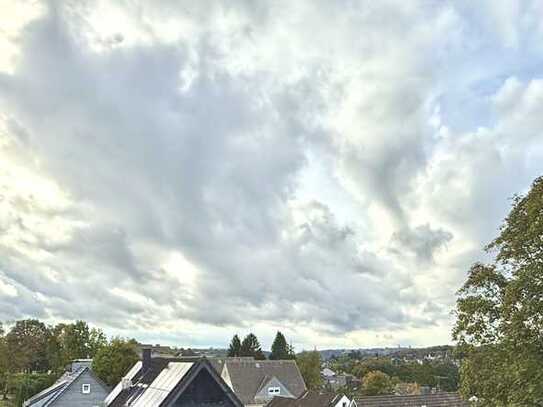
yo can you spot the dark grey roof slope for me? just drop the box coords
[109,357,177,407]
[108,357,242,407]
[215,359,307,405]
[356,392,469,407]
[267,391,342,407]
[24,366,109,407]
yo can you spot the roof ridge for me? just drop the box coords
[23,380,69,407]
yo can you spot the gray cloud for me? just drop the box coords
[0,0,542,348]
[390,224,453,264]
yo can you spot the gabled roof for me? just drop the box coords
[267,391,345,407]
[213,359,307,405]
[108,358,182,407]
[107,357,243,407]
[24,365,109,407]
[23,380,71,407]
[355,392,469,407]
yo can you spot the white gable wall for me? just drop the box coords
[332,395,351,407]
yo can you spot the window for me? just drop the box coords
[267,387,280,395]
[82,384,91,394]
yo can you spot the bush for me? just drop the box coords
[9,373,56,407]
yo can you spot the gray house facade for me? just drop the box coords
[23,360,110,407]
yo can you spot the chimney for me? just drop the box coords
[121,377,131,390]
[142,347,151,372]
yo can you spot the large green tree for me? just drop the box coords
[6,320,50,373]
[270,331,289,360]
[92,338,139,386]
[46,321,107,374]
[227,334,242,357]
[62,321,106,360]
[454,176,543,406]
[240,334,266,360]
[362,370,393,396]
[296,350,322,390]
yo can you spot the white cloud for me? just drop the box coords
[0,0,542,349]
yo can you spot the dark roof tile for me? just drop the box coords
[355,392,469,407]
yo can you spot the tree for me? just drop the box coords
[92,338,139,386]
[46,324,67,375]
[12,373,55,407]
[270,332,289,360]
[287,343,296,360]
[6,320,50,373]
[0,322,8,400]
[362,370,393,396]
[453,176,543,406]
[296,350,321,389]
[227,334,242,357]
[43,321,107,375]
[58,321,107,362]
[240,334,266,360]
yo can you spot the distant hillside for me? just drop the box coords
[317,345,455,361]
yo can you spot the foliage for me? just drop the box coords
[345,357,458,392]
[296,350,322,390]
[453,176,543,406]
[0,319,130,402]
[227,334,242,357]
[240,334,266,360]
[269,331,295,360]
[5,320,50,374]
[0,324,8,400]
[1,320,106,377]
[92,338,139,386]
[47,321,107,374]
[394,381,421,396]
[7,374,55,407]
[63,321,106,361]
[362,370,393,396]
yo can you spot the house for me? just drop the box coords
[105,350,243,407]
[135,343,177,358]
[355,392,469,407]
[321,368,336,378]
[267,391,357,407]
[211,358,307,407]
[23,359,110,407]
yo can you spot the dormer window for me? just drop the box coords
[82,384,91,394]
[267,386,280,395]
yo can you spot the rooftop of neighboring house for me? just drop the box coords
[106,354,242,407]
[355,392,469,407]
[211,357,307,405]
[135,343,177,357]
[321,368,336,377]
[267,391,350,407]
[23,360,109,407]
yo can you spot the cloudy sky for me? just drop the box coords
[0,0,542,350]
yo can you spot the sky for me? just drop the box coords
[0,0,543,351]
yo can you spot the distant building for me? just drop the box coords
[23,359,110,407]
[321,368,336,378]
[355,392,469,407]
[105,350,243,407]
[268,391,356,407]
[135,343,176,358]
